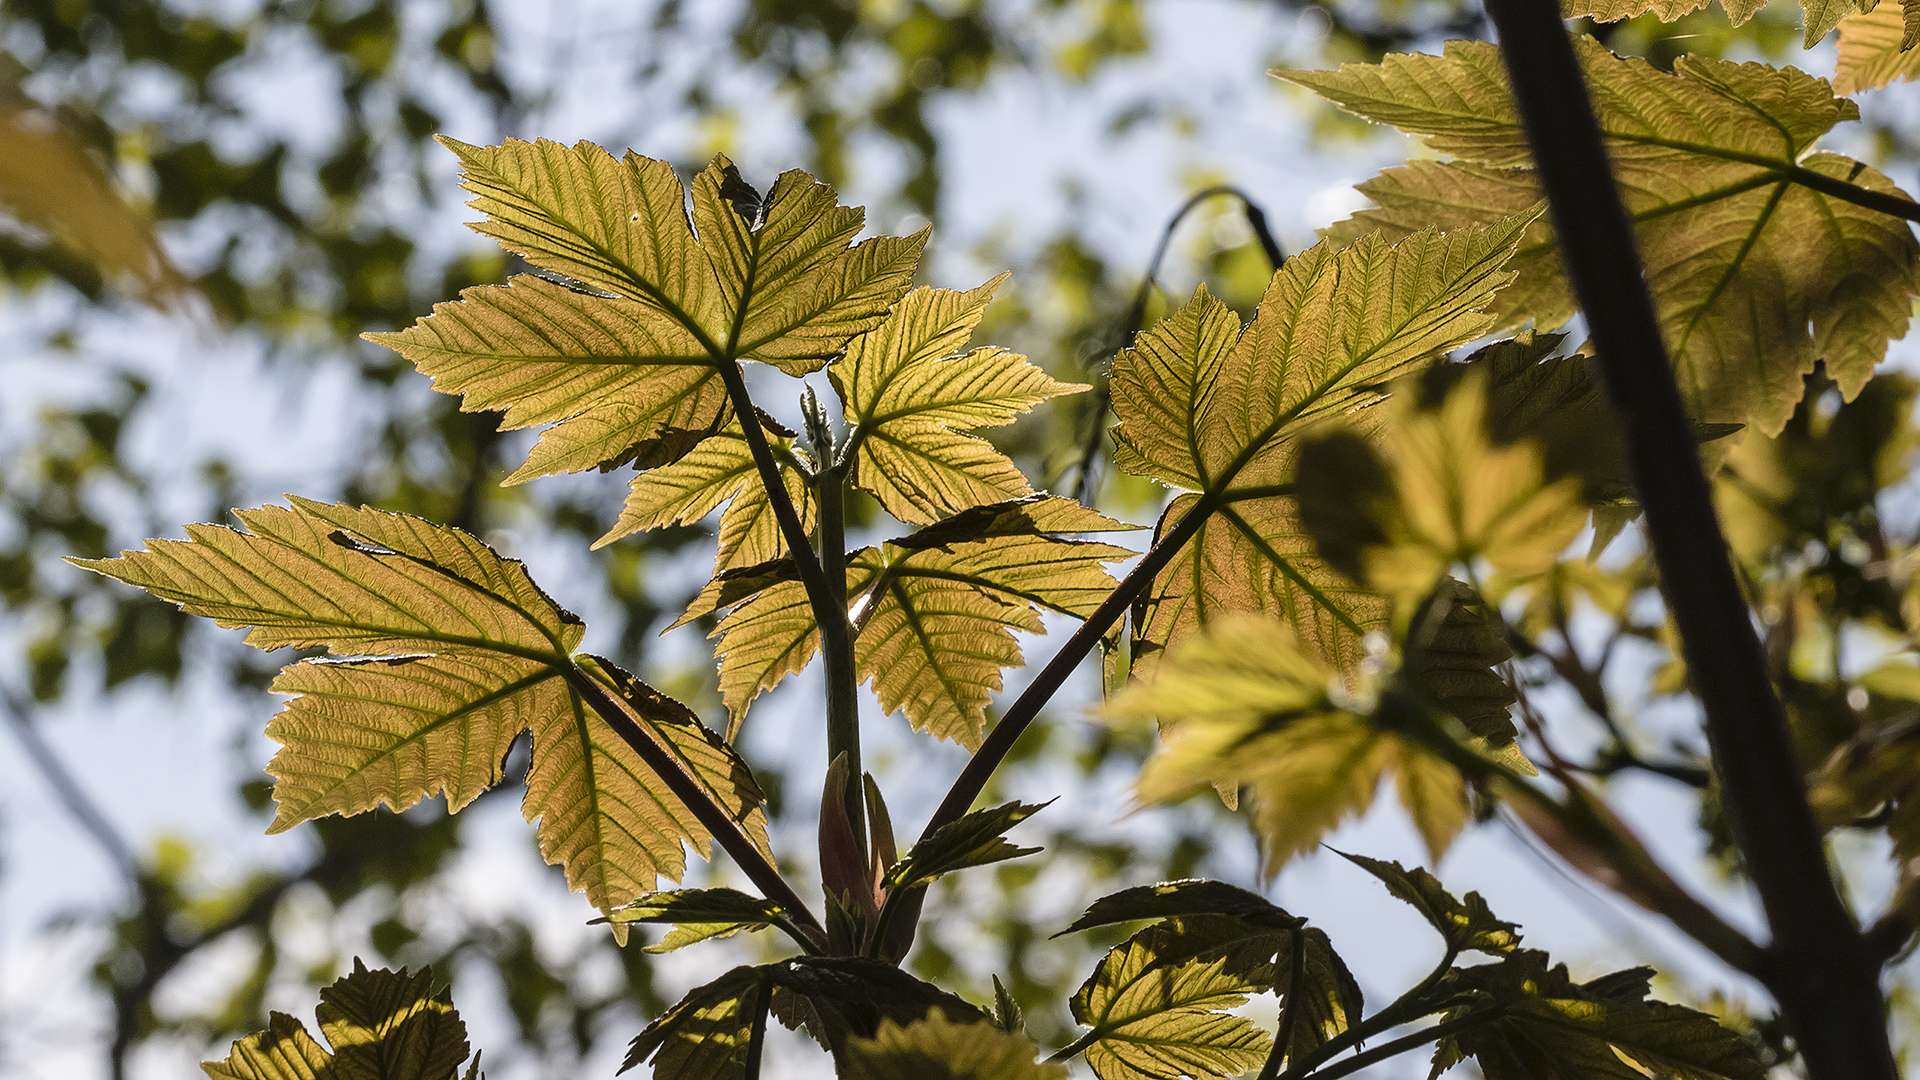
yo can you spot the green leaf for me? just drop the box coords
[1403,579,1520,749]
[884,800,1047,893]
[203,1014,336,1080]
[1299,369,1587,604]
[842,1010,1068,1080]
[597,887,790,953]
[1836,4,1920,95]
[73,502,769,921]
[694,496,1134,742]
[594,412,816,575]
[1284,39,1920,437]
[1111,214,1529,676]
[1332,851,1519,956]
[832,276,1086,524]
[367,139,925,482]
[316,961,470,1080]
[1439,951,1764,1080]
[769,957,990,1068]
[1069,917,1274,1080]
[1111,615,1471,870]
[204,961,473,1080]
[624,966,767,1080]
[1058,880,1301,936]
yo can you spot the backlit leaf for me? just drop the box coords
[623,966,766,1080]
[1285,39,1920,436]
[594,415,816,574]
[843,1010,1067,1080]
[1111,616,1471,870]
[1068,917,1276,1080]
[597,887,791,953]
[1333,851,1519,955]
[1058,880,1302,936]
[833,277,1086,524]
[74,502,769,921]
[204,962,474,1080]
[884,801,1047,893]
[1110,215,1528,676]
[1438,950,1764,1080]
[698,496,1134,742]
[1835,3,1920,94]
[367,138,924,482]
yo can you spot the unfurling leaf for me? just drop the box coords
[1285,39,1920,436]
[367,138,924,482]
[884,800,1048,893]
[1110,616,1471,870]
[694,496,1134,743]
[204,960,473,1080]
[1835,4,1920,95]
[597,887,792,953]
[72,502,769,921]
[842,1010,1067,1080]
[1110,214,1530,678]
[1333,851,1519,956]
[832,277,1087,524]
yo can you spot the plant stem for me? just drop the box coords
[1295,1010,1502,1080]
[566,665,828,950]
[1481,2,1897,1075]
[917,493,1215,839]
[1273,944,1458,1080]
[1256,927,1308,1080]
[743,970,774,1080]
[1778,164,1920,224]
[816,464,866,860]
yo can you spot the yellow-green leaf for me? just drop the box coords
[1835,4,1920,96]
[1285,39,1920,436]
[594,414,815,574]
[599,887,792,953]
[843,1010,1067,1080]
[1110,215,1528,676]
[624,966,766,1080]
[75,502,768,920]
[832,277,1086,524]
[698,496,1135,743]
[368,139,924,482]
[1067,916,1281,1080]
[204,962,473,1080]
[1113,616,1471,870]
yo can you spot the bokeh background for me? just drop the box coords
[2,2,1917,1078]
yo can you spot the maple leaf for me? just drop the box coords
[1111,615,1473,869]
[1835,4,1920,96]
[71,501,769,921]
[831,276,1087,524]
[204,961,473,1080]
[1109,215,1529,677]
[366,138,925,483]
[687,496,1135,745]
[594,412,816,574]
[1334,851,1520,956]
[1282,38,1920,437]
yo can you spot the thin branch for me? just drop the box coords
[1068,186,1287,503]
[1296,1009,1503,1080]
[917,493,1215,839]
[1481,2,1895,1074]
[1,688,140,887]
[565,666,827,948]
[815,464,865,859]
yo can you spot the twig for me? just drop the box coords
[1480,1,1897,1074]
